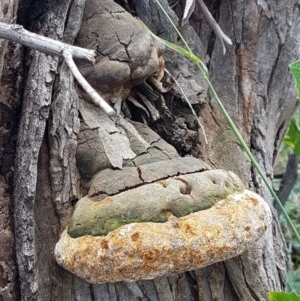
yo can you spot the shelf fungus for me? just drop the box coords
[55,168,271,283]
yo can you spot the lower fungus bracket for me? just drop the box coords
[54,170,271,283]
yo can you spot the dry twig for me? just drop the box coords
[0,22,116,116]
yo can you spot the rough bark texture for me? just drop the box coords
[277,154,300,206]
[0,0,299,300]
[0,1,21,300]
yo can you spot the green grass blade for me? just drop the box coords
[205,76,300,244]
[154,0,300,244]
[152,0,208,75]
[150,34,199,63]
[142,20,208,75]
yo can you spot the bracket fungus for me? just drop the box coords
[55,169,271,283]
[52,0,272,285]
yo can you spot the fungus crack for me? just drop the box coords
[137,166,144,183]
[118,32,134,82]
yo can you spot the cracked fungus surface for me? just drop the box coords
[55,190,271,283]
[75,0,164,101]
[67,170,245,237]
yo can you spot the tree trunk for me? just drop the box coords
[0,0,299,300]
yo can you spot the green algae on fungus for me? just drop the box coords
[56,190,271,283]
[67,170,244,237]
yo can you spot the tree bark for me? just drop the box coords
[0,0,22,300]
[0,0,299,300]
[276,153,300,206]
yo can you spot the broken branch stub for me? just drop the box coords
[55,170,271,283]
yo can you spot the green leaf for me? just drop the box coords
[269,291,300,301]
[284,114,300,156]
[290,60,300,100]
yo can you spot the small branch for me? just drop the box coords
[0,22,95,62]
[182,0,196,26]
[63,49,116,116]
[0,22,116,115]
[181,0,232,55]
[197,0,232,55]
